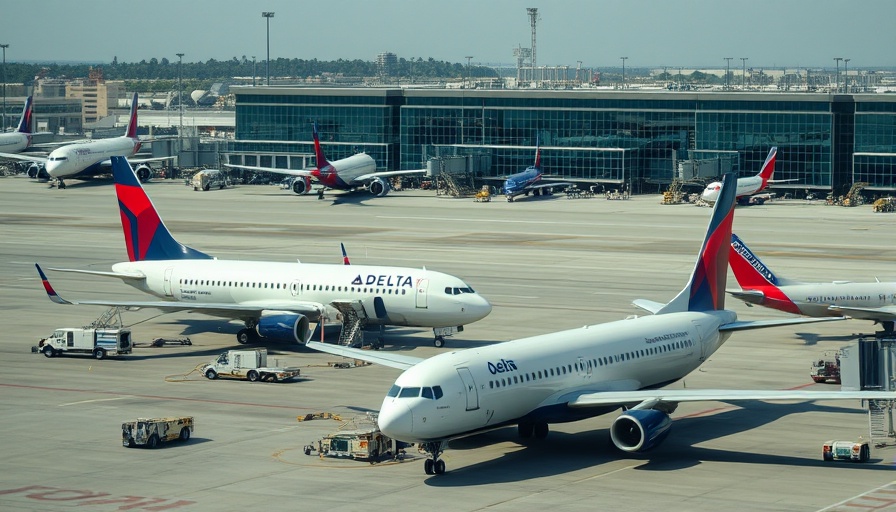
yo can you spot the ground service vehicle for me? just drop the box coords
[823,439,870,462]
[191,169,231,191]
[811,351,842,384]
[122,417,193,448]
[303,414,409,462]
[199,348,300,382]
[38,328,132,359]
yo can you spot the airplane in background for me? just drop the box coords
[306,172,888,476]
[36,157,492,348]
[0,92,173,188]
[729,233,896,332]
[701,147,785,205]
[500,138,571,202]
[225,123,428,199]
[0,96,34,154]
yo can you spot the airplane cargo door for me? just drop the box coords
[415,278,429,309]
[456,367,479,411]
[163,268,174,297]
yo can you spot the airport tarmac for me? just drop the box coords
[1,175,895,512]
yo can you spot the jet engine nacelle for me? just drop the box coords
[134,164,153,182]
[367,177,390,196]
[256,312,311,344]
[27,163,48,180]
[292,176,313,195]
[609,409,672,453]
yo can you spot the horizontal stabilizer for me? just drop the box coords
[48,267,146,281]
[727,289,765,301]
[720,316,844,332]
[632,299,665,314]
[305,340,422,370]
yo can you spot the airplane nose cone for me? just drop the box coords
[378,400,413,439]
[469,296,493,320]
[45,161,59,176]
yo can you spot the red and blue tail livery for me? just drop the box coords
[17,95,33,134]
[112,156,211,262]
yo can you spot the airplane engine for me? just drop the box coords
[256,312,311,344]
[27,163,47,180]
[367,177,390,196]
[134,164,153,182]
[292,176,313,195]
[609,409,672,453]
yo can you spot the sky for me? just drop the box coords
[3,0,893,70]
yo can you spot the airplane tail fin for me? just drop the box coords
[112,156,212,262]
[125,92,139,139]
[655,172,737,314]
[16,96,33,134]
[312,122,330,169]
[341,243,351,265]
[533,136,542,170]
[729,233,799,288]
[756,147,778,186]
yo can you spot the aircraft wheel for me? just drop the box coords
[518,422,534,438]
[434,336,445,348]
[434,459,446,474]
[424,459,434,475]
[534,422,549,439]
[236,329,254,344]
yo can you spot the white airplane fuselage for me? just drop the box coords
[46,137,139,179]
[745,281,896,317]
[702,176,763,203]
[112,259,492,328]
[0,132,31,154]
[377,310,735,443]
[316,153,377,189]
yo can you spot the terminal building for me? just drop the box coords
[224,87,896,195]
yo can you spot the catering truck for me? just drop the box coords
[199,348,301,382]
[37,328,132,360]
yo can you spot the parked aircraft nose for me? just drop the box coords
[463,294,493,321]
[378,400,413,439]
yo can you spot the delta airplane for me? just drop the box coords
[0,92,172,188]
[0,96,34,154]
[501,138,570,202]
[36,157,492,348]
[729,233,896,332]
[225,123,427,199]
[306,172,893,476]
[701,147,786,205]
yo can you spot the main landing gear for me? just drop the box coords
[421,441,448,475]
[517,421,549,439]
[237,320,260,344]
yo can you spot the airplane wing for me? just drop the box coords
[351,169,428,184]
[223,163,313,178]
[128,156,177,165]
[0,151,47,163]
[523,182,573,192]
[828,305,896,322]
[305,340,423,370]
[568,388,896,408]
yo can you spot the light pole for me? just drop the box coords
[843,58,850,93]
[723,57,732,90]
[252,56,256,86]
[176,53,184,150]
[465,55,473,89]
[262,12,274,86]
[740,57,748,90]
[833,57,842,93]
[1,44,8,132]
[620,57,627,90]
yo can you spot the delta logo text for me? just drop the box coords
[731,237,778,285]
[351,274,414,287]
[487,358,518,375]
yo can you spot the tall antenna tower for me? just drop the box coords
[527,8,539,70]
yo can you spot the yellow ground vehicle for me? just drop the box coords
[474,185,491,202]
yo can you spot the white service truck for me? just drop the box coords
[199,348,301,382]
[37,328,132,360]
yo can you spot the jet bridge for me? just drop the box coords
[839,334,896,445]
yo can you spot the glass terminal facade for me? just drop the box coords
[231,87,896,194]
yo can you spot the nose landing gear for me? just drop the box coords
[421,441,448,475]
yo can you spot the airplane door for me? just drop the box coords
[163,268,174,297]
[691,320,710,361]
[415,278,429,309]
[456,367,479,411]
[290,280,301,297]
[577,357,592,379]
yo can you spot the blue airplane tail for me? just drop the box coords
[17,96,33,133]
[112,156,212,262]
[657,172,737,314]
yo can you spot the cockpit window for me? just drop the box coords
[422,387,433,399]
[432,386,443,399]
[446,287,477,295]
[398,387,420,398]
[387,385,400,397]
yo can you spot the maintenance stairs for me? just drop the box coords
[868,399,896,446]
[331,301,368,348]
[439,172,478,198]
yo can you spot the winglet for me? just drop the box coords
[125,92,139,139]
[35,263,72,304]
[341,243,351,265]
[17,96,33,134]
[312,122,330,169]
[656,172,737,314]
[757,147,777,186]
[112,156,212,262]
